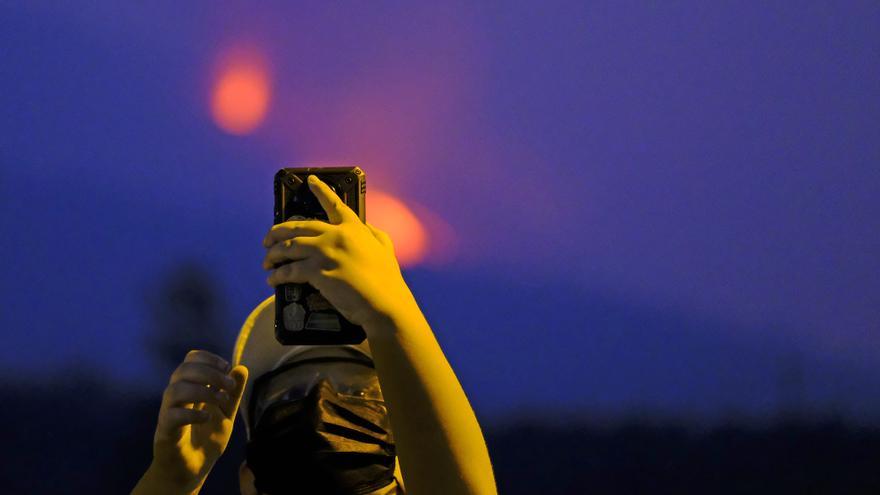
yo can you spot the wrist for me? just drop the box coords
[133,462,202,495]
[362,286,426,341]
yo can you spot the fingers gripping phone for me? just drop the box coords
[272,166,368,345]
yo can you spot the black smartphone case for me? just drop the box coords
[272,166,368,345]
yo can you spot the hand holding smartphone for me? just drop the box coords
[271,166,368,345]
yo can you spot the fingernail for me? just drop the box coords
[308,174,318,184]
[225,375,236,388]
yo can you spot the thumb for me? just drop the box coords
[307,175,356,225]
[226,365,249,419]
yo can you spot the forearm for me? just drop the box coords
[131,463,203,495]
[364,290,497,495]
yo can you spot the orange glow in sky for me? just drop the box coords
[367,191,429,268]
[210,47,271,135]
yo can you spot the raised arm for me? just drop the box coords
[362,285,497,495]
[262,174,497,494]
[132,351,248,495]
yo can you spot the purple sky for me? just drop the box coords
[2,1,878,422]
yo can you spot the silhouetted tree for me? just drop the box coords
[143,258,231,376]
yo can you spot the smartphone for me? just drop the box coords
[272,166,368,345]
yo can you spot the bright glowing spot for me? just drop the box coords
[210,47,271,135]
[367,191,428,268]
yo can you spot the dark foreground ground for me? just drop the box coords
[2,378,878,494]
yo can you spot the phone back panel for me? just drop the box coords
[272,166,367,345]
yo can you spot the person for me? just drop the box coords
[132,174,498,495]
